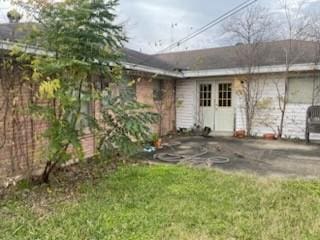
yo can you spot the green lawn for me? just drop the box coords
[1,165,320,240]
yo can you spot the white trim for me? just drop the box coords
[0,40,183,78]
[121,62,183,78]
[183,63,320,78]
[0,40,54,57]
[1,40,320,78]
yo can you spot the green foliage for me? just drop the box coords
[30,0,125,64]
[14,0,157,182]
[29,56,96,168]
[15,0,129,182]
[98,89,158,158]
[150,132,160,143]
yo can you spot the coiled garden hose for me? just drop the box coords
[153,142,230,165]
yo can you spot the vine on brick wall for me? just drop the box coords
[0,55,36,176]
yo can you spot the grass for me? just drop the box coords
[1,164,320,239]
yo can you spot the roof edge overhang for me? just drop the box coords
[0,40,54,56]
[121,62,183,78]
[1,40,319,79]
[0,40,183,78]
[182,63,320,78]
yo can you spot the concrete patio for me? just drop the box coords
[147,136,320,178]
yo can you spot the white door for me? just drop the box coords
[214,81,234,135]
[198,82,214,130]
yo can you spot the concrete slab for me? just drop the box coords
[147,136,320,178]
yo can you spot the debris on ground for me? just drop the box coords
[147,136,320,178]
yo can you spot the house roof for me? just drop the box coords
[152,40,320,71]
[0,23,174,70]
[122,48,174,70]
[0,23,319,74]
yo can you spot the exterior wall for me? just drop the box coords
[0,83,96,182]
[0,83,41,181]
[176,78,197,129]
[235,74,320,140]
[176,74,320,140]
[176,77,236,133]
[135,76,176,136]
[235,75,283,135]
[1,72,175,182]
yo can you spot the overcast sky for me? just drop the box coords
[1,0,320,53]
[118,0,316,53]
[118,0,278,53]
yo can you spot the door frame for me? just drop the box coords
[196,79,235,136]
[214,80,235,136]
[197,80,215,131]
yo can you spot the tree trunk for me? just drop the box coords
[278,73,289,139]
[41,159,59,184]
[278,110,285,138]
[245,79,252,136]
[41,161,53,183]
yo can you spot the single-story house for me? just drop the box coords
[1,22,320,181]
[124,40,320,140]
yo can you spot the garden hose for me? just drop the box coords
[153,142,230,165]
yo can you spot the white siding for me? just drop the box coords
[177,74,320,140]
[235,74,320,140]
[176,79,197,129]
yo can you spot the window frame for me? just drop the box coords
[199,83,212,107]
[288,76,320,105]
[218,83,232,108]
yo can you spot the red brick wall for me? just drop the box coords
[0,73,176,182]
[0,83,96,182]
[135,76,176,136]
[1,83,40,180]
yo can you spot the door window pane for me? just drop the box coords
[200,84,212,107]
[218,83,232,107]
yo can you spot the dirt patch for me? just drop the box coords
[0,158,119,215]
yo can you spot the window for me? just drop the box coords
[200,84,212,107]
[288,77,320,104]
[153,79,163,101]
[218,83,232,107]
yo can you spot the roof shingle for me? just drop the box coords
[0,23,319,71]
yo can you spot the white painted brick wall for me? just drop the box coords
[236,74,320,140]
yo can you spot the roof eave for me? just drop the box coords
[182,63,320,78]
[122,62,183,78]
[1,40,319,79]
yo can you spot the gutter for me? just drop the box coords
[121,62,183,78]
[0,40,183,78]
[0,40,54,57]
[1,40,319,79]
[182,63,320,78]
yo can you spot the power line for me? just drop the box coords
[159,0,258,53]
[133,0,258,67]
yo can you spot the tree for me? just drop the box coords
[306,10,320,105]
[16,0,155,183]
[274,0,310,138]
[223,5,273,136]
[98,88,158,158]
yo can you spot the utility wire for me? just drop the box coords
[158,0,258,53]
[133,0,258,67]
